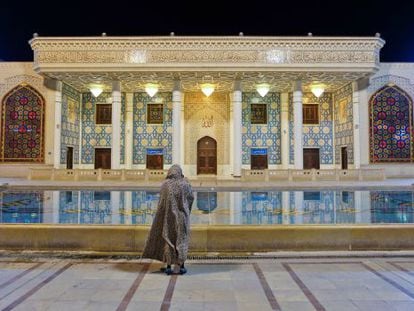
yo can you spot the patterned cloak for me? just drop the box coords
[142,165,194,265]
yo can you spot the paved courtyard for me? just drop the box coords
[1,255,414,311]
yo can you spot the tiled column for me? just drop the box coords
[281,93,290,168]
[125,93,134,169]
[53,80,63,169]
[111,81,121,169]
[232,80,242,177]
[172,79,182,166]
[352,81,361,169]
[293,81,303,169]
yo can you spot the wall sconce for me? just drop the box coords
[311,84,325,98]
[256,83,270,97]
[89,84,103,97]
[145,83,159,97]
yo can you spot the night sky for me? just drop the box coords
[1,0,414,62]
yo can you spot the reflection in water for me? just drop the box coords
[371,191,414,223]
[1,190,414,225]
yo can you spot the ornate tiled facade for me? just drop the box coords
[133,92,172,165]
[289,93,334,165]
[334,83,354,164]
[81,92,126,165]
[60,83,80,165]
[242,92,281,165]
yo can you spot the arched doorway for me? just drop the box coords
[369,85,413,162]
[197,136,217,174]
[1,84,45,162]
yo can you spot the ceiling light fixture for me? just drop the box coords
[200,75,215,97]
[256,83,270,97]
[89,84,103,98]
[311,84,325,98]
[145,83,159,97]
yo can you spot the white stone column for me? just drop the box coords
[281,93,290,168]
[357,78,370,166]
[52,191,60,224]
[124,191,132,225]
[294,191,304,224]
[53,81,63,169]
[230,192,242,225]
[125,93,134,169]
[111,191,120,225]
[172,80,182,166]
[352,81,361,169]
[282,191,290,224]
[293,81,303,169]
[111,81,122,169]
[232,80,242,177]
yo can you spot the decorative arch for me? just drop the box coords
[369,85,413,162]
[1,84,45,162]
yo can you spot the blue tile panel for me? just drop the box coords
[60,83,81,165]
[334,83,354,164]
[132,92,173,165]
[81,92,126,165]
[289,92,334,165]
[242,92,281,165]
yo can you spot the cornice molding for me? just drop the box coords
[29,36,384,71]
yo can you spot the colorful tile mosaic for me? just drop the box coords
[81,92,126,165]
[132,92,172,165]
[369,85,413,162]
[334,83,354,164]
[60,83,80,165]
[289,93,334,165]
[242,92,281,165]
[1,84,44,162]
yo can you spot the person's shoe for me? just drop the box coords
[179,267,187,275]
[165,267,173,275]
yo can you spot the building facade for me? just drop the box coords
[0,35,413,177]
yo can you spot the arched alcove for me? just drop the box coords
[369,85,413,162]
[1,84,45,162]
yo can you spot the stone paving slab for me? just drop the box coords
[0,256,414,310]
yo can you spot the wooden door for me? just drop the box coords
[66,147,73,169]
[95,148,111,169]
[251,155,268,170]
[303,148,320,169]
[341,147,348,170]
[146,154,163,170]
[197,136,217,174]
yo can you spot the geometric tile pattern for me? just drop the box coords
[334,83,354,164]
[1,84,45,162]
[290,92,334,165]
[81,92,126,165]
[369,85,413,162]
[132,92,172,165]
[60,83,80,164]
[242,92,281,165]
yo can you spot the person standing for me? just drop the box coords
[142,164,194,275]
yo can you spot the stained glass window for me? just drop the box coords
[370,85,412,162]
[1,84,44,162]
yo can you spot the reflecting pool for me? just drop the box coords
[0,190,413,225]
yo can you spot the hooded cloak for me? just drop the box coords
[142,165,194,265]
